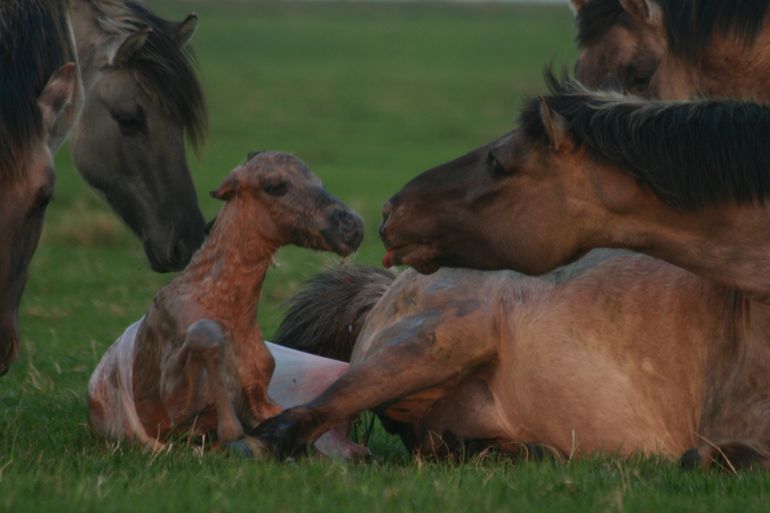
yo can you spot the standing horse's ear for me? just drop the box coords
[619,0,662,27]
[106,29,151,67]
[171,13,198,48]
[568,0,588,16]
[38,62,77,135]
[539,97,568,151]
[211,175,239,201]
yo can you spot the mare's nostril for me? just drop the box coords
[381,200,392,222]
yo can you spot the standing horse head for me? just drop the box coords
[0,1,78,375]
[69,0,207,272]
[571,0,770,99]
[380,73,770,275]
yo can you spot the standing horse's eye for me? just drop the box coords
[263,181,289,197]
[486,152,513,178]
[112,106,147,136]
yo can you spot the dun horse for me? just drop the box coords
[259,79,770,469]
[571,0,770,101]
[66,0,208,271]
[0,1,78,376]
[87,152,365,456]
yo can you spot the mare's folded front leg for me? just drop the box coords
[161,319,244,443]
[254,304,498,459]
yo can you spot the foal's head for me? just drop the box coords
[211,152,364,257]
[0,64,77,375]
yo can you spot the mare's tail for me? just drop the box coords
[273,265,396,361]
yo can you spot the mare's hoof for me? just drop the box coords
[680,448,702,469]
[251,411,310,461]
[225,436,271,459]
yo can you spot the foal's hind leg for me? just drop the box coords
[253,304,498,459]
[680,442,770,471]
[161,319,243,443]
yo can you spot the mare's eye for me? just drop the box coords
[486,152,513,178]
[263,181,289,197]
[112,107,146,136]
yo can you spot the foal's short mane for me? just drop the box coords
[519,73,770,210]
[0,0,73,179]
[576,0,770,61]
[91,0,207,150]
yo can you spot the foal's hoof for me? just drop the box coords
[225,436,271,459]
[680,448,702,470]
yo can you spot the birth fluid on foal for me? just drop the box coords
[0,0,78,375]
[87,152,365,453]
[258,81,770,468]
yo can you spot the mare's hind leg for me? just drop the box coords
[160,319,243,443]
[253,304,498,459]
[680,442,770,471]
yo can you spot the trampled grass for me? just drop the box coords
[1,2,769,511]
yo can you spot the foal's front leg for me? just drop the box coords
[253,304,498,459]
[161,319,243,443]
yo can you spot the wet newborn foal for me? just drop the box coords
[87,152,364,451]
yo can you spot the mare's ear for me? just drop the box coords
[106,29,150,67]
[568,0,588,16]
[538,97,569,151]
[171,13,198,48]
[38,63,77,135]
[619,0,662,27]
[210,175,239,201]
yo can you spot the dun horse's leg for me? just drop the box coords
[161,319,243,443]
[254,306,498,459]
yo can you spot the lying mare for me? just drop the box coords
[257,79,770,468]
[571,0,770,101]
[68,0,208,271]
[0,1,78,374]
[88,152,366,457]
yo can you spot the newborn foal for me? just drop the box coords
[87,152,364,450]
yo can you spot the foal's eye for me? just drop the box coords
[263,181,289,197]
[486,152,512,178]
[111,107,146,136]
[29,190,53,218]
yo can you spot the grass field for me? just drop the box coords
[2,2,770,511]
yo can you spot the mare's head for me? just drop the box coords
[211,152,364,256]
[380,74,770,274]
[571,0,770,99]
[0,65,77,375]
[69,1,207,272]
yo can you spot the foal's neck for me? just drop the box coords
[179,202,278,333]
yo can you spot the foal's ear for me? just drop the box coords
[600,74,625,94]
[171,13,198,48]
[568,0,588,16]
[38,62,77,135]
[211,175,239,201]
[539,97,569,151]
[619,0,662,27]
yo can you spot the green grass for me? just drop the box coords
[2,2,769,511]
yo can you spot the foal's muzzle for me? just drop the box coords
[322,208,365,257]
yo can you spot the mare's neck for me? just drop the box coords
[179,202,279,332]
[606,203,770,302]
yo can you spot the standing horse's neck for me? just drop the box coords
[179,202,278,335]
[605,201,770,302]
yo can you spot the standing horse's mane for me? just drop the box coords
[576,0,770,61]
[89,0,207,150]
[519,72,770,210]
[0,0,73,179]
